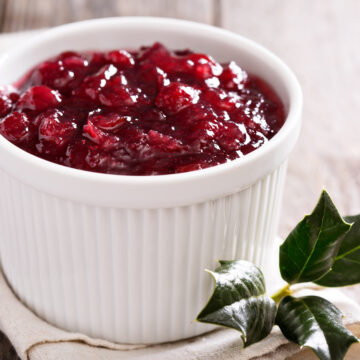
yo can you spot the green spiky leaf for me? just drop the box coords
[316,214,360,287]
[197,260,276,347]
[276,295,358,360]
[280,190,351,284]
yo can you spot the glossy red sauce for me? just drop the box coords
[0,43,285,175]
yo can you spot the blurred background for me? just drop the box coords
[0,0,359,254]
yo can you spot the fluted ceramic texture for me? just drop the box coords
[0,162,287,344]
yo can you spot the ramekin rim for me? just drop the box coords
[0,16,302,186]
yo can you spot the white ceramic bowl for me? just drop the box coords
[0,17,302,344]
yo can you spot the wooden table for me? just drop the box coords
[0,0,360,358]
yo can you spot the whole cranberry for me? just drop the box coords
[202,88,241,112]
[0,112,31,143]
[0,94,13,118]
[29,53,89,91]
[37,109,77,154]
[155,82,200,115]
[185,54,223,79]
[217,122,247,152]
[139,42,190,75]
[17,86,62,112]
[187,118,222,151]
[220,61,248,90]
[105,50,135,67]
[0,86,19,117]
[79,64,118,101]
[61,52,89,68]
[138,64,170,93]
[147,130,186,154]
[79,65,148,108]
[98,76,146,108]
[138,42,171,66]
[64,140,89,169]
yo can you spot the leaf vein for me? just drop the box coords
[336,244,360,261]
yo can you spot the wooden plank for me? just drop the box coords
[115,0,215,24]
[220,0,360,236]
[0,0,6,31]
[1,0,46,32]
[0,0,216,33]
[66,0,118,22]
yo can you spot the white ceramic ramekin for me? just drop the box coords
[0,17,302,344]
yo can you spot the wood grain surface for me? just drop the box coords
[0,0,217,31]
[0,0,359,359]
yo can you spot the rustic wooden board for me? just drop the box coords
[0,0,216,32]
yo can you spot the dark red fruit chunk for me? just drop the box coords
[17,86,62,111]
[155,82,200,115]
[185,53,223,79]
[0,43,285,175]
[88,111,129,131]
[37,109,77,155]
[83,120,120,152]
[26,52,89,91]
[105,50,135,67]
[220,61,248,90]
[0,86,19,117]
[147,130,187,153]
[0,112,31,144]
[79,64,148,108]
[0,94,13,117]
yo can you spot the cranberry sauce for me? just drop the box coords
[0,43,285,175]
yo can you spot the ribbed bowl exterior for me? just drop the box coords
[0,161,287,344]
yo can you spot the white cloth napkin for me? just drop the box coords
[0,268,359,360]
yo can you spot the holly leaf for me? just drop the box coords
[316,214,360,287]
[276,295,358,360]
[196,260,276,347]
[279,190,351,284]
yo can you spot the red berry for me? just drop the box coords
[37,110,77,153]
[105,50,135,67]
[185,53,223,79]
[75,64,116,101]
[79,65,148,107]
[217,122,246,152]
[0,86,19,117]
[220,61,248,90]
[138,64,169,92]
[147,130,186,153]
[139,42,171,65]
[155,82,200,115]
[202,88,241,111]
[17,86,62,112]
[98,76,144,108]
[88,112,129,131]
[0,112,31,143]
[29,53,89,91]
[0,94,13,118]
[188,118,222,151]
